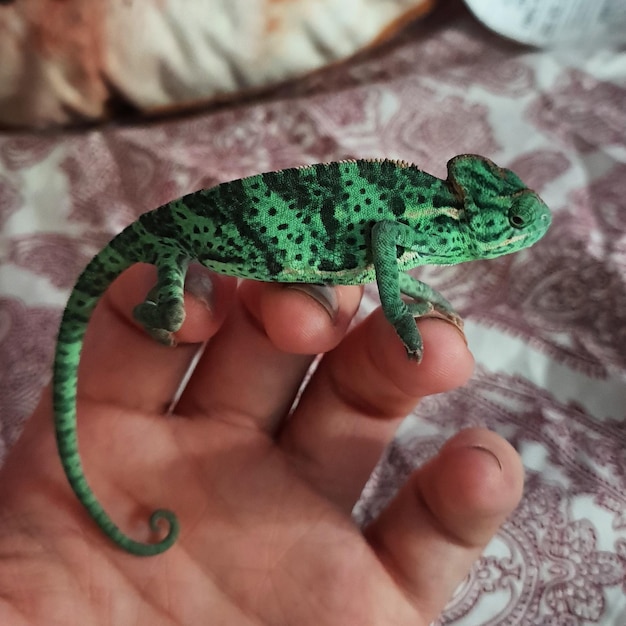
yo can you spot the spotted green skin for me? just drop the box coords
[53,154,551,556]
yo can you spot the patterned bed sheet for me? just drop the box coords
[1,3,625,624]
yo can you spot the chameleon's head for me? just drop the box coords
[466,188,552,259]
[447,155,552,259]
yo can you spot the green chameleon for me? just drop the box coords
[53,154,551,556]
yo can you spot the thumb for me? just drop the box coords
[364,427,524,623]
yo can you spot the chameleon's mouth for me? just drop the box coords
[480,233,531,255]
[482,222,551,254]
[483,232,532,252]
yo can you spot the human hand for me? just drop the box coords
[0,265,523,625]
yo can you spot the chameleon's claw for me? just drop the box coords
[405,344,424,362]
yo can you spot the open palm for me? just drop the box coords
[0,265,523,625]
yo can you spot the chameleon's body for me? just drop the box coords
[53,155,551,556]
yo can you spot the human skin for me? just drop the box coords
[0,264,524,625]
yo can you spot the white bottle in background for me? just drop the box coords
[463,0,626,47]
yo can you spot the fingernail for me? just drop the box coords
[185,264,215,308]
[285,284,339,320]
[468,444,503,471]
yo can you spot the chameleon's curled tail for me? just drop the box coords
[53,235,179,556]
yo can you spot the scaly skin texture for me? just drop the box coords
[53,154,551,556]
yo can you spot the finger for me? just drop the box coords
[175,281,363,433]
[365,428,524,624]
[280,309,474,508]
[78,263,237,413]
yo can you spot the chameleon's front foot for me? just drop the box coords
[372,221,466,362]
[392,300,465,362]
[133,286,186,346]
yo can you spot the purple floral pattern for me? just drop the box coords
[526,69,626,152]
[0,136,56,171]
[0,298,58,455]
[356,367,626,624]
[1,6,625,624]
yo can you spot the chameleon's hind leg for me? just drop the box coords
[372,221,462,361]
[133,255,190,345]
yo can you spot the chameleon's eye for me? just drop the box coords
[508,193,538,229]
[509,212,526,228]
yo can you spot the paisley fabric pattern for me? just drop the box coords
[1,3,625,623]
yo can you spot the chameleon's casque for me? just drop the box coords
[53,154,551,555]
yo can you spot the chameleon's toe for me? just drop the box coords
[392,313,425,362]
[395,301,466,360]
[405,298,464,334]
[133,300,161,329]
[425,307,467,347]
[432,306,465,332]
[132,297,185,346]
[404,299,435,319]
[160,299,186,330]
[146,327,178,346]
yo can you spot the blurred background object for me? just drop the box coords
[0,0,435,129]
[465,0,626,48]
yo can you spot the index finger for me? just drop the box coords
[280,311,475,509]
